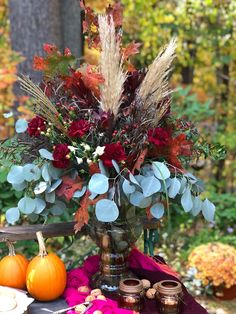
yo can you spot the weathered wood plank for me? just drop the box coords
[0,218,158,242]
[0,222,77,242]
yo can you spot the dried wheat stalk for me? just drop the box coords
[138,38,177,125]
[98,15,126,116]
[18,76,66,133]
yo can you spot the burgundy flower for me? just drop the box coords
[101,142,127,167]
[148,127,171,147]
[27,116,46,137]
[52,144,70,169]
[68,119,90,138]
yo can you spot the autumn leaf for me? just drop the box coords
[33,56,48,71]
[81,65,104,98]
[74,191,107,233]
[74,190,90,233]
[132,148,148,173]
[122,42,141,59]
[146,206,152,220]
[89,162,100,175]
[56,175,83,201]
[106,3,123,27]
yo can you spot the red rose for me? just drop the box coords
[53,144,70,169]
[101,143,127,167]
[148,127,171,146]
[68,120,90,138]
[27,116,46,137]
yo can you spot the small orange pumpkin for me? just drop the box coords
[26,231,67,301]
[0,240,29,289]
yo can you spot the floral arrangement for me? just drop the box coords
[3,3,217,231]
[187,243,236,291]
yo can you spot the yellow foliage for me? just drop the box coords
[188,243,236,289]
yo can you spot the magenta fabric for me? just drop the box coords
[63,248,208,314]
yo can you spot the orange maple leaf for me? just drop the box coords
[132,148,148,173]
[81,65,104,98]
[74,192,107,233]
[89,162,100,175]
[56,175,83,201]
[122,42,141,59]
[74,190,90,233]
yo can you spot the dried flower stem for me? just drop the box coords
[138,38,177,126]
[18,76,66,133]
[98,15,126,116]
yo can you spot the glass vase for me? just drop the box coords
[87,205,142,299]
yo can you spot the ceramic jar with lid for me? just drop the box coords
[118,278,144,311]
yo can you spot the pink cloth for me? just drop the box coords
[63,248,179,314]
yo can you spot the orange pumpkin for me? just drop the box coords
[0,241,29,289]
[26,231,67,301]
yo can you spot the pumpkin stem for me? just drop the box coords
[36,231,47,257]
[6,240,16,256]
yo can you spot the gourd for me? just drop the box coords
[0,241,29,289]
[26,231,67,301]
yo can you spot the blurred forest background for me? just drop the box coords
[0,0,236,311]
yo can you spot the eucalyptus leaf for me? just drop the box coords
[51,200,66,216]
[34,181,48,195]
[18,197,36,214]
[191,196,202,216]
[7,165,25,184]
[181,189,193,212]
[88,173,109,194]
[34,198,46,214]
[12,182,27,191]
[42,163,51,182]
[112,160,120,174]
[130,191,152,208]
[150,203,165,219]
[23,164,41,182]
[202,199,215,222]
[168,178,181,198]
[28,213,39,222]
[48,164,62,179]
[141,176,161,197]
[45,191,55,203]
[39,149,54,160]
[129,173,140,186]
[73,186,87,198]
[95,199,119,222]
[122,179,135,194]
[98,160,108,176]
[179,177,188,194]
[15,119,28,133]
[46,179,62,193]
[5,207,20,224]
[152,162,170,180]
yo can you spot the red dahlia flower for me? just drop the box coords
[68,119,91,138]
[53,144,70,169]
[101,142,126,167]
[27,116,46,137]
[148,127,171,146]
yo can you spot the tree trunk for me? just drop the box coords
[8,0,82,91]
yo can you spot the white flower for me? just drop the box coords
[93,146,105,157]
[68,146,77,153]
[3,112,13,118]
[81,143,91,151]
[76,157,83,165]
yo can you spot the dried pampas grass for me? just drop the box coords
[98,15,126,116]
[18,76,66,133]
[138,38,177,125]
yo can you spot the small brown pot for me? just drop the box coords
[213,285,236,300]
